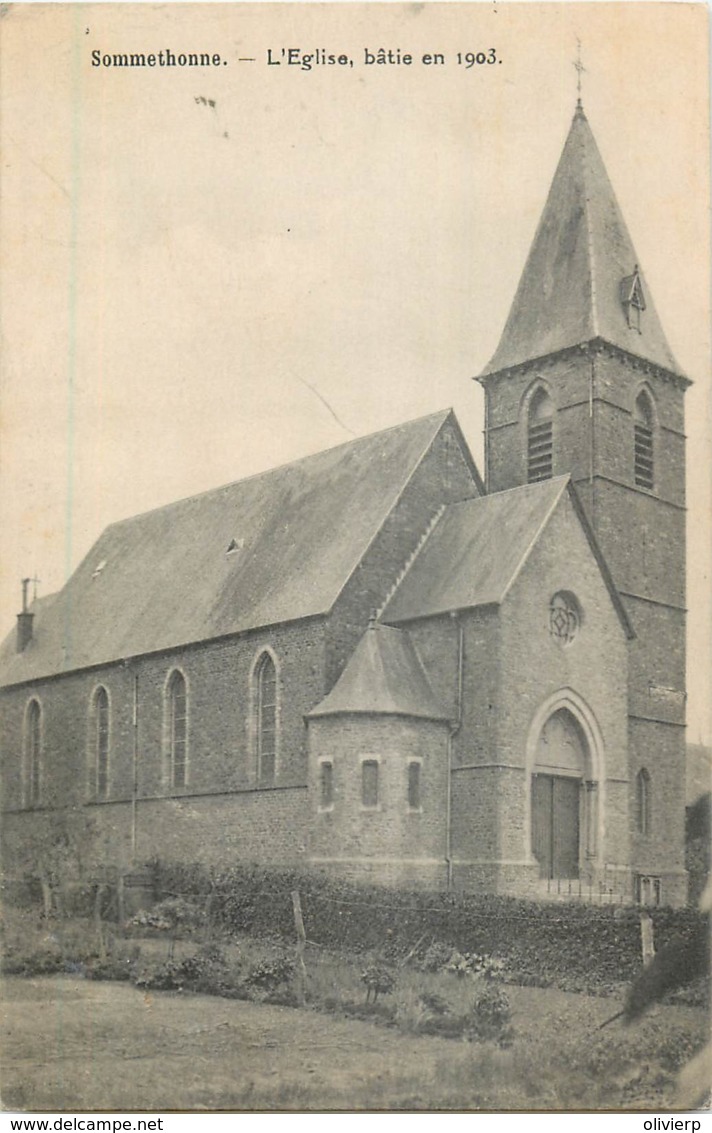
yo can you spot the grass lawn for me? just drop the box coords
[1,974,707,1112]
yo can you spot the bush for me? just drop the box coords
[360,964,396,1001]
[2,947,67,977]
[466,983,514,1047]
[128,896,205,934]
[135,943,233,994]
[419,991,449,1016]
[421,942,454,972]
[244,954,295,993]
[85,954,138,983]
[135,961,186,992]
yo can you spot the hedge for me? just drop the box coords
[142,859,709,996]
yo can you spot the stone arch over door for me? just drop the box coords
[524,690,605,880]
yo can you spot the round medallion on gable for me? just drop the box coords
[549,591,581,647]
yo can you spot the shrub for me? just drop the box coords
[360,964,396,1002]
[135,961,185,992]
[466,983,514,1047]
[135,943,233,994]
[85,954,137,983]
[244,954,295,993]
[421,941,454,972]
[419,991,450,1016]
[2,947,66,977]
[128,896,205,935]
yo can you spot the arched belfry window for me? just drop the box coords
[527,387,554,483]
[636,768,651,835]
[166,670,188,788]
[255,652,278,783]
[92,686,110,799]
[634,392,654,490]
[24,698,42,807]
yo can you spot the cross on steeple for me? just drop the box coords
[573,39,586,107]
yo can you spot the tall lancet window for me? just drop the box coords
[255,652,278,783]
[92,686,110,799]
[24,698,42,807]
[527,387,554,483]
[166,670,188,788]
[634,392,654,490]
[635,768,651,835]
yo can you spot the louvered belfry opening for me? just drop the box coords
[634,392,654,489]
[527,388,554,483]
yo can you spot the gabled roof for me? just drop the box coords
[0,410,459,687]
[307,622,450,721]
[481,104,683,380]
[383,476,633,638]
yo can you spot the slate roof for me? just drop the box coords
[307,622,450,721]
[481,105,684,380]
[383,476,633,637]
[0,410,456,687]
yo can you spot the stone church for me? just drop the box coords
[0,103,689,905]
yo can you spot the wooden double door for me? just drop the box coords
[532,772,580,880]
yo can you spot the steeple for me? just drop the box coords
[481,104,683,379]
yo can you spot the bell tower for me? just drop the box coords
[477,102,690,904]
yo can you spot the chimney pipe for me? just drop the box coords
[16,578,34,652]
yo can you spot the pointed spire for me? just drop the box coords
[481,105,683,379]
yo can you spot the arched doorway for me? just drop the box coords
[531,708,589,880]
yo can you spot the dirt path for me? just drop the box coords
[1,976,706,1111]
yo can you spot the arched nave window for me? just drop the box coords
[91,686,110,799]
[24,698,42,807]
[165,670,188,788]
[255,652,278,783]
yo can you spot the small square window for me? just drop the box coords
[362,760,379,808]
[320,761,334,809]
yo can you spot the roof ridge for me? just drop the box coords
[476,475,570,502]
[498,478,569,604]
[375,503,447,619]
[580,114,600,339]
[106,409,453,531]
[382,475,573,624]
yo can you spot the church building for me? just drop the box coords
[0,103,690,905]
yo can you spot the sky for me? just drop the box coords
[1,2,710,741]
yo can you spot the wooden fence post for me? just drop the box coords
[291,890,308,1006]
[117,873,125,926]
[640,910,655,967]
[94,882,107,960]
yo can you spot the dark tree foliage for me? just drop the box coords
[624,918,711,1022]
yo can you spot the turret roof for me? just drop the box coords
[307,622,450,722]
